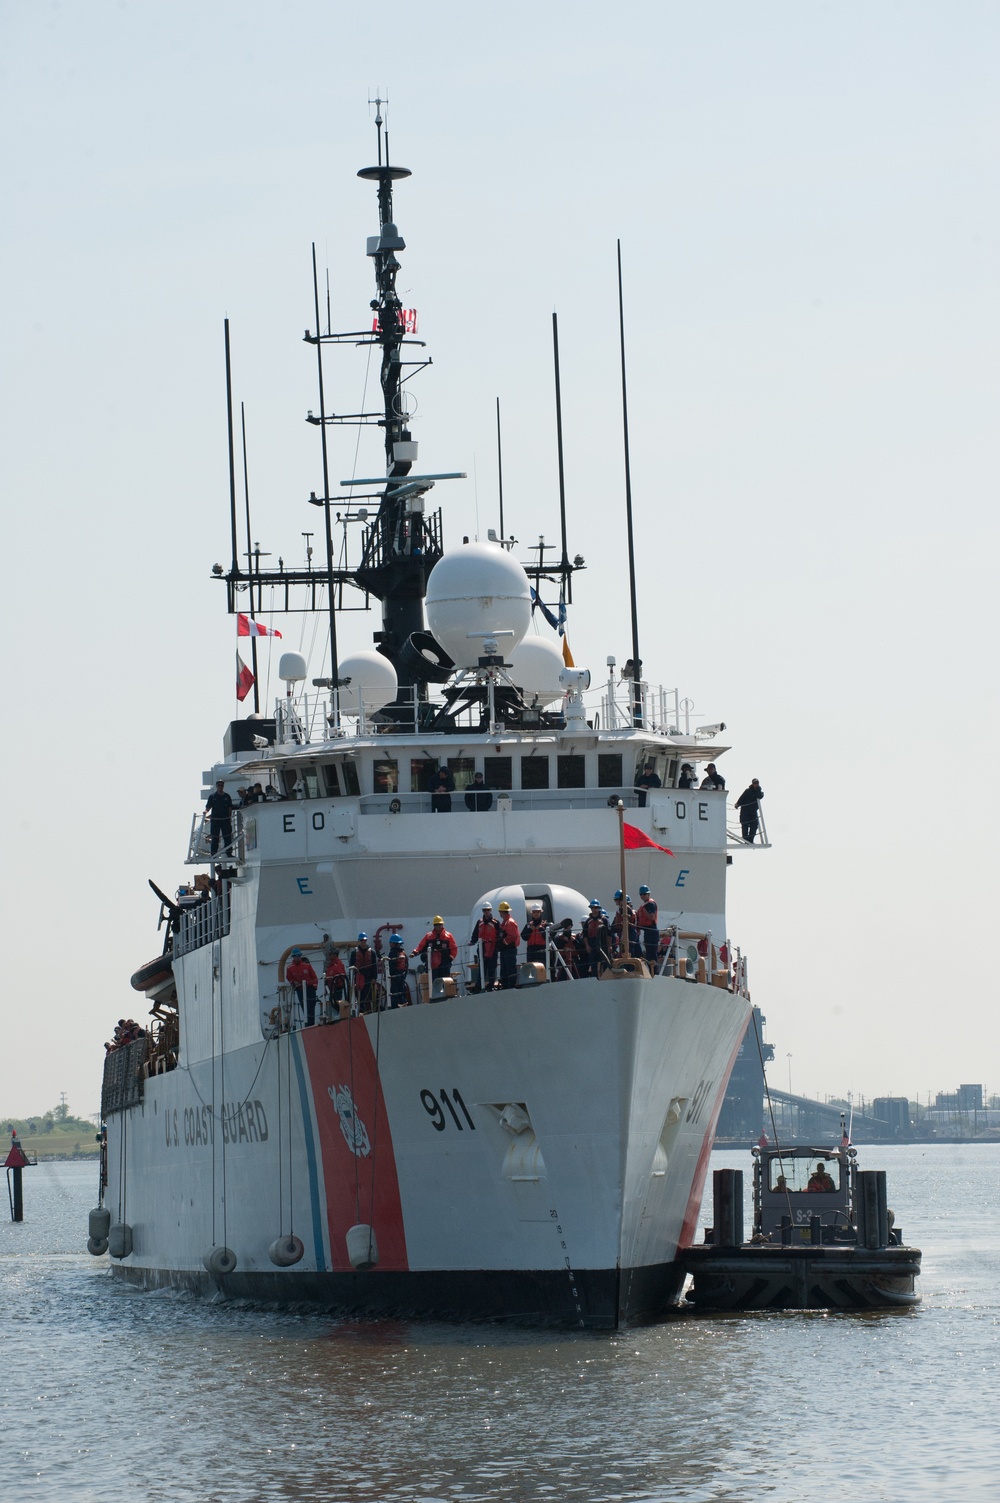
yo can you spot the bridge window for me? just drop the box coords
[484,756,513,790]
[322,763,341,797]
[598,753,623,787]
[557,754,586,789]
[410,757,436,793]
[373,759,398,794]
[447,757,475,791]
[341,759,360,797]
[520,755,549,790]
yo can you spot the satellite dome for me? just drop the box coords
[278,652,308,683]
[336,651,398,714]
[425,543,531,671]
[508,637,566,707]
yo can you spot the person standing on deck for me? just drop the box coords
[581,900,611,977]
[635,885,660,963]
[497,901,520,989]
[350,934,378,1012]
[634,761,661,808]
[386,935,411,1008]
[470,902,500,991]
[521,904,549,973]
[428,765,454,813]
[413,918,458,978]
[323,948,347,1016]
[286,948,319,1028]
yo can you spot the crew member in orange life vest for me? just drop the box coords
[521,904,548,969]
[635,885,660,962]
[286,947,319,1027]
[470,902,500,991]
[552,918,578,981]
[581,899,611,977]
[611,891,638,956]
[413,917,458,977]
[497,901,520,989]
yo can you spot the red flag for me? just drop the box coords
[758,1132,768,1149]
[237,613,282,639]
[623,822,673,856]
[236,654,255,702]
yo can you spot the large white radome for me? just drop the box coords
[425,543,531,670]
[336,651,398,713]
[508,636,566,707]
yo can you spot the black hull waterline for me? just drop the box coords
[109,1259,689,1330]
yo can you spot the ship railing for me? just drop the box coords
[173,887,232,958]
[656,928,734,989]
[358,785,645,817]
[187,809,245,865]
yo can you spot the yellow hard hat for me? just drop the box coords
[498,900,511,912]
[432,915,444,925]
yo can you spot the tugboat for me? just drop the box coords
[683,1131,921,1310]
[91,110,770,1328]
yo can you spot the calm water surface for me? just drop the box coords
[2,1146,997,1502]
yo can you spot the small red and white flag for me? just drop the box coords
[623,822,673,856]
[236,654,255,703]
[237,613,282,639]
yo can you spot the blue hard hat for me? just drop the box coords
[290,947,302,957]
[639,884,651,895]
[614,890,623,902]
[389,933,403,945]
[589,898,601,908]
[357,932,367,941]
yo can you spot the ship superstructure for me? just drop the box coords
[92,114,767,1327]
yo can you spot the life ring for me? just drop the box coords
[131,952,174,993]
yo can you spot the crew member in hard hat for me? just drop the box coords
[521,904,549,974]
[635,885,660,963]
[610,891,638,958]
[386,934,411,1008]
[323,946,348,1018]
[470,902,500,991]
[349,933,377,1013]
[552,917,578,981]
[496,901,520,989]
[581,900,611,978]
[286,947,319,1028]
[413,917,458,978]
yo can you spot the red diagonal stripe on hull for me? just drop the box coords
[678,1011,751,1248]
[302,1022,409,1271]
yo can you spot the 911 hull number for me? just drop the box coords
[420,1087,476,1131]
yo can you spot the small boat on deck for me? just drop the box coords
[682,1138,921,1311]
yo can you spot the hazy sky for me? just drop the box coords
[1,2,997,1119]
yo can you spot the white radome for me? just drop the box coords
[509,636,566,707]
[425,543,532,670]
[336,651,398,713]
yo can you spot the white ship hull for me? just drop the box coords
[106,978,749,1327]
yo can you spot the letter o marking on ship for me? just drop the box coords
[312,812,325,830]
[675,801,686,819]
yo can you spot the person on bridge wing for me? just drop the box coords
[349,933,378,1013]
[470,902,500,991]
[385,934,411,1008]
[581,899,611,978]
[286,947,319,1028]
[734,778,764,844]
[413,917,458,978]
[464,771,493,811]
[428,764,455,813]
[496,901,520,990]
[521,904,549,972]
[634,760,661,808]
[700,762,726,791]
[203,779,234,856]
[635,885,660,963]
